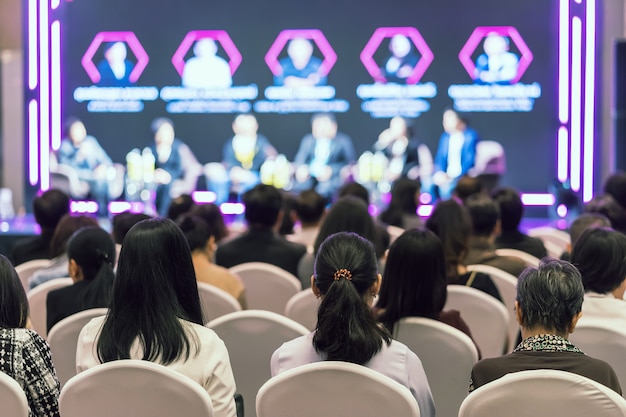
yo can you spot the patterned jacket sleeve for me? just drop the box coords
[21,330,60,417]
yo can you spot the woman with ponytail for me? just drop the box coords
[271,231,435,417]
[46,226,116,332]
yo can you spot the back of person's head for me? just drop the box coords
[604,171,626,209]
[585,194,626,234]
[337,181,370,205]
[313,196,382,257]
[425,199,472,280]
[379,178,420,227]
[465,194,500,237]
[312,232,391,364]
[49,214,99,258]
[571,227,626,294]
[111,212,152,244]
[0,255,28,328]
[243,184,282,228]
[568,213,611,248]
[295,189,327,226]
[33,189,70,231]
[191,203,228,243]
[453,175,484,204]
[66,226,116,309]
[377,228,447,331]
[516,258,583,335]
[278,191,297,236]
[491,187,524,232]
[166,194,196,221]
[97,218,202,365]
[176,214,211,252]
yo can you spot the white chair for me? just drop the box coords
[444,285,509,358]
[387,225,405,245]
[495,248,539,268]
[0,371,29,417]
[284,289,319,331]
[197,282,242,324]
[26,277,73,339]
[207,310,309,417]
[59,360,214,417]
[47,308,108,387]
[15,259,52,293]
[543,240,564,258]
[528,226,571,250]
[256,361,420,417]
[459,369,626,417]
[466,264,519,351]
[394,317,478,417]
[228,262,301,314]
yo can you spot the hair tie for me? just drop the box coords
[333,269,352,281]
[96,249,112,266]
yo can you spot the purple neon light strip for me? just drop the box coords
[39,0,50,191]
[28,0,38,90]
[28,100,39,185]
[51,0,59,9]
[583,0,596,202]
[520,193,556,206]
[558,127,569,182]
[570,17,582,192]
[558,0,569,124]
[51,21,61,151]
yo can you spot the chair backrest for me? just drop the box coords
[0,371,29,417]
[394,317,478,417]
[208,310,309,417]
[528,226,571,249]
[26,277,73,339]
[47,308,108,387]
[15,259,52,293]
[459,369,626,417]
[569,319,626,393]
[256,361,420,417]
[284,289,319,331]
[495,248,539,268]
[197,282,242,324]
[466,264,519,351]
[228,262,301,313]
[444,285,509,358]
[543,240,564,258]
[387,225,405,245]
[472,140,506,175]
[59,360,214,417]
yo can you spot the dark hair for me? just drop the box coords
[492,187,524,231]
[295,189,327,225]
[465,194,500,237]
[313,196,382,258]
[97,218,203,365]
[516,258,584,334]
[167,194,196,221]
[585,194,626,234]
[379,179,420,228]
[0,255,28,328]
[312,232,391,364]
[425,199,472,282]
[242,184,282,228]
[604,171,626,209]
[278,191,297,236]
[337,181,370,205]
[151,117,174,134]
[190,203,229,242]
[569,213,611,248]
[176,214,211,252]
[33,189,70,231]
[453,175,484,204]
[66,226,116,310]
[311,112,336,125]
[571,227,626,294]
[377,228,447,332]
[111,212,152,244]
[49,214,99,258]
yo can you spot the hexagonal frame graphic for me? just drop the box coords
[172,30,242,77]
[360,27,434,85]
[265,29,337,77]
[458,26,533,84]
[81,31,149,84]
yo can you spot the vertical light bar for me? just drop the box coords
[51,0,60,9]
[559,0,570,123]
[39,0,50,191]
[570,17,582,192]
[28,0,38,89]
[28,100,39,185]
[582,0,596,202]
[558,127,569,181]
[51,20,61,151]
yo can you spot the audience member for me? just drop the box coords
[76,218,237,417]
[0,254,60,417]
[287,189,327,250]
[11,189,69,266]
[277,191,297,236]
[561,213,611,261]
[452,175,485,204]
[379,178,422,230]
[271,231,435,417]
[469,258,621,394]
[166,193,196,220]
[425,199,502,301]
[585,194,626,234]
[111,212,152,245]
[492,187,547,258]
[604,171,626,210]
[46,226,115,332]
[190,203,229,243]
[464,195,527,278]
[215,184,306,276]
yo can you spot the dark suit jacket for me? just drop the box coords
[495,230,548,259]
[466,237,527,279]
[434,128,479,177]
[215,229,307,277]
[294,132,355,177]
[46,280,108,333]
[222,134,276,172]
[11,231,54,266]
[96,60,134,87]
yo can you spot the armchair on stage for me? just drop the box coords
[468,140,506,192]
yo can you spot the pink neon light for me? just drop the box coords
[172,31,242,77]
[39,0,50,191]
[265,29,337,77]
[417,205,433,217]
[81,32,149,84]
[557,204,568,217]
[70,201,98,214]
[583,0,596,202]
[51,21,61,151]
[220,202,245,215]
[28,100,39,185]
[191,191,217,204]
[570,17,582,192]
[28,0,38,90]
[520,193,556,206]
[558,127,569,182]
[558,0,570,123]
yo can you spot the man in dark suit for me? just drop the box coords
[294,113,355,200]
[215,184,306,277]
